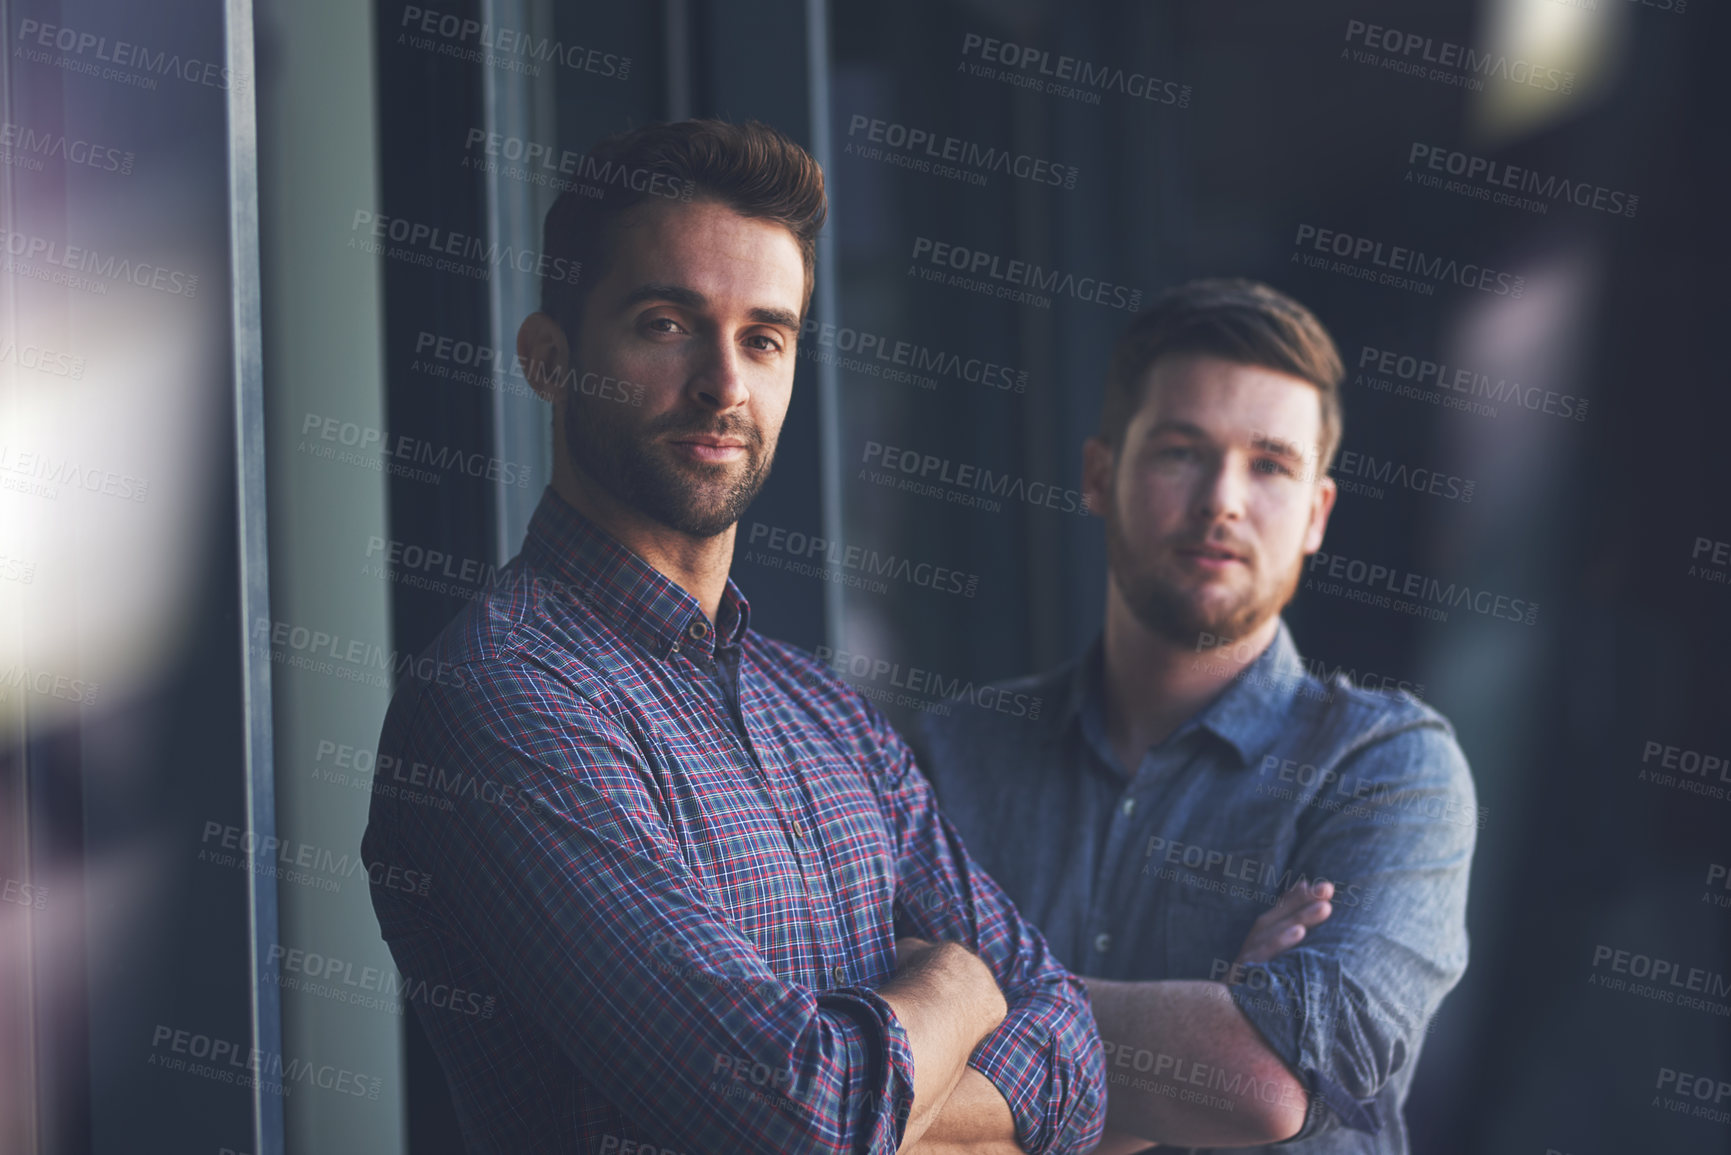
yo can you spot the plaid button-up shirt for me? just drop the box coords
[362,487,1106,1154]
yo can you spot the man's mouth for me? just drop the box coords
[1174,542,1248,566]
[667,434,749,463]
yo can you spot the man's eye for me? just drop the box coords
[1155,446,1195,461]
[645,317,684,334]
[744,334,782,353]
[1253,458,1295,476]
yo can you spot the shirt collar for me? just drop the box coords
[1062,617,1309,771]
[1197,618,1308,767]
[518,486,751,661]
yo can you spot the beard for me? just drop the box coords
[1103,504,1303,649]
[562,392,776,538]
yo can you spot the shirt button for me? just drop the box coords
[1120,798,1136,817]
[832,965,847,985]
[1094,933,1112,954]
[688,619,710,641]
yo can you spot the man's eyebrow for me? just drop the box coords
[1145,420,1210,440]
[748,305,802,332]
[1248,432,1308,459]
[622,283,706,311]
[622,283,801,332]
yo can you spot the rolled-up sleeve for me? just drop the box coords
[872,711,1108,1155]
[1227,720,1476,1141]
[365,659,920,1154]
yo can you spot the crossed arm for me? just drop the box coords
[894,881,1334,1155]
[1084,726,1479,1151]
[874,725,1108,1154]
[875,936,1021,1154]
[1085,880,1333,1151]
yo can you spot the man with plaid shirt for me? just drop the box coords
[363,118,1106,1155]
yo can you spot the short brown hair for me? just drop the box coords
[539,118,827,340]
[1099,278,1345,471]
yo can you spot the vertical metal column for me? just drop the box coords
[224,1,284,1152]
[481,0,557,563]
[664,0,693,120]
[805,0,847,650]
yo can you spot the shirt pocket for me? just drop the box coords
[1157,845,1290,980]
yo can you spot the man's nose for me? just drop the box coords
[1193,458,1247,520]
[687,336,749,411]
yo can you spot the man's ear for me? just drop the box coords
[1303,476,1337,555]
[1081,436,1115,518]
[516,312,570,404]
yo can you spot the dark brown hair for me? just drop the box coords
[1099,277,1345,471]
[539,118,827,338]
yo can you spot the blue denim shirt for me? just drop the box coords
[910,620,1478,1154]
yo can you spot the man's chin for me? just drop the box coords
[647,477,767,538]
[1139,591,1274,648]
[1165,578,1252,622]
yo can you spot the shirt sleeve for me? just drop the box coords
[1227,717,1477,1141]
[870,703,1109,1155]
[365,656,919,1155]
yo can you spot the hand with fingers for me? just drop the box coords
[1235,878,1334,966]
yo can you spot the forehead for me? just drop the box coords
[1134,353,1323,443]
[599,198,804,315]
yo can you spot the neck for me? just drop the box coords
[551,455,734,623]
[1098,585,1279,773]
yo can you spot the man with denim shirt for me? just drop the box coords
[912,280,1477,1153]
